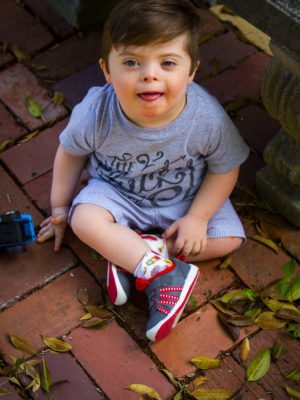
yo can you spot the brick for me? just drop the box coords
[23,352,102,400]
[231,224,299,289]
[0,0,53,55]
[0,102,28,143]
[23,170,52,215]
[183,259,235,313]
[0,118,68,185]
[0,267,103,359]
[23,0,74,39]
[151,303,258,378]
[233,328,300,398]
[65,321,175,400]
[33,27,101,81]
[234,104,281,155]
[0,165,43,225]
[202,52,271,104]
[0,63,67,130]
[196,32,257,81]
[0,378,23,399]
[53,62,106,107]
[0,241,77,310]
[198,9,225,37]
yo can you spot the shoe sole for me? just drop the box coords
[107,262,129,306]
[146,264,200,341]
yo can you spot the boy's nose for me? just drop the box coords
[141,65,159,82]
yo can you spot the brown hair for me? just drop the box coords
[101,0,202,75]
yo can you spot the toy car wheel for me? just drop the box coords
[6,245,27,254]
[1,211,21,222]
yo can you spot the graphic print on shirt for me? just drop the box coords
[95,151,197,206]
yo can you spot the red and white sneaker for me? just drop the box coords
[107,233,168,306]
[140,257,200,341]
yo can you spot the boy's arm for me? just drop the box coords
[37,144,87,251]
[163,167,239,257]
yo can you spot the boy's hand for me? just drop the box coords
[162,215,208,258]
[37,207,69,252]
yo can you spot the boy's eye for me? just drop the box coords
[124,59,139,67]
[162,60,176,67]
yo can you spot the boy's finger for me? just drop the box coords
[162,222,178,239]
[36,229,54,243]
[39,217,52,227]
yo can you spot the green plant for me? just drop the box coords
[275,259,300,302]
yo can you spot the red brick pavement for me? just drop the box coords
[0,2,299,400]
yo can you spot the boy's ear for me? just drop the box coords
[188,60,200,84]
[99,58,112,84]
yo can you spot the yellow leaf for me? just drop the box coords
[9,333,37,355]
[0,139,12,153]
[40,355,51,393]
[0,389,12,395]
[160,369,178,386]
[83,317,114,329]
[249,235,278,253]
[80,312,93,321]
[125,384,162,400]
[191,356,221,369]
[219,253,233,269]
[286,386,300,399]
[193,376,209,389]
[190,388,233,399]
[85,306,113,319]
[17,130,39,143]
[256,311,287,329]
[11,45,30,61]
[52,91,64,106]
[42,336,72,352]
[239,338,250,361]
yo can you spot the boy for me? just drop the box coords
[38,0,249,341]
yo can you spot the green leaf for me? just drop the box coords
[286,386,300,399]
[285,369,300,381]
[190,388,233,399]
[191,356,221,369]
[0,389,11,396]
[286,282,300,302]
[246,348,271,382]
[271,341,288,361]
[40,355,51,393]
[26,98,41,118]
[282,259,296,276]
[174,391,183,400]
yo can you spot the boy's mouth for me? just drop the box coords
[138,92,163,102]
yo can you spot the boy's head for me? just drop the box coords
[101,0,201,75]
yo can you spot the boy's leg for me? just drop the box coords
[70,204,150,273]
[166,236,243,262]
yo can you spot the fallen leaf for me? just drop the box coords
[284,369,300,381]
[0,139,13,153]
[210,300,236,316]
[160,369,178,386]
[17,130,39,143]
[11,45,30,61]
[249,235,278,253]
[264,299,299,313]
[52,91,64,106]
[217,312,240,341]
[247,347,271,382]
[0,389,11,395]
[77,286,89,305]
[191,356,221,369]
[193,376,209,389]
[26,98,41,118]
[40,355,51,393]
[125,384,162,400]
[286,386,300,399]
[219,253,233,269]
[275,308,300,323]
[42,337,72,352]
[190,388,233,399]
[9,333,37,355]
[256,311,287,329]
[198,33,212,45]
[239,338,250,361]
[83,317,114,329]
[79,312,93,321]
[28,61,47,71]
[226,314,256,327]
[271,341,288,361]
[85,305,113,319]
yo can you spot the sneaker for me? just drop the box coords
[107,234,168,305]
[143,258,199,341]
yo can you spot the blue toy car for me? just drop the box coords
[0,211,36,254]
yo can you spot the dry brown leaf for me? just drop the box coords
[77,286,89,305]
[42,336,72,352]
[193,376,209,389]
[256,311,287,329]
[9,333,37,355]
[239,338,250,361]
[85,305,113,319]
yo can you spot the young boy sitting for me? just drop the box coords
[37,0,249,341]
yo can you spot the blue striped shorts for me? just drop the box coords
[70,178,246,240]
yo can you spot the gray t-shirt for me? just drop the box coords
[60,82,249,207]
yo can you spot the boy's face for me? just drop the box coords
[100,34,199,128]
